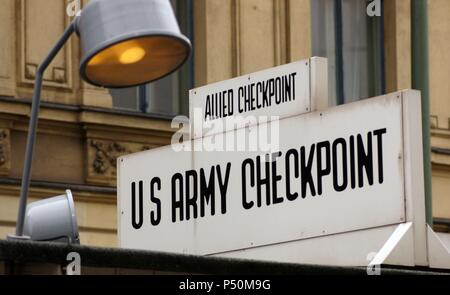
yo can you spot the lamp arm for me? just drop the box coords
[15,20,77,237]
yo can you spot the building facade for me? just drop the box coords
[0,0,448,247]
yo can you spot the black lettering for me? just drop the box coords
[373,128,387,184]
[275,77,282,104]
[290,72,297,101]
[300,145,316,198]
[285,148,299,201]
[217,163,231,214]
[256,155,271,206]
[228,89,234,116]
[200,167,215,217]
[271,152,283,204]
[242,159,255,210]
[216,93,220,119]
[262,80,270,107]
[332,138,348,192]
[284,75,291,102]
[238,87,244,113]
[357,132,374,188]
[171,173,184,222]
[250,83,256,110]
[204,95,211,121]
[185,170,198,220]
[150,178,161,226]
[131,181,143,229]
[350,135,356,189]
[317,141,331,195]
[256,82,263,108]
[268,79,275,103]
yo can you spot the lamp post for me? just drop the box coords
[9,0,191,240]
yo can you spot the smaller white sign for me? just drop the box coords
[189,57,327,139]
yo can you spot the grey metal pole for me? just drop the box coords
[411,0,433,226]
[13,20,77,237]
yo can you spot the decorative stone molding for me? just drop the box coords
[0,0,16,97]
[19,0,72,89]
[90,140,127,175]
[0,129,11,176]
[87,139,158,186]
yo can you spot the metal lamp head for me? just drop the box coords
[76,0,192,88]
[23,190,79,244]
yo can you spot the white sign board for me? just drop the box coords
[189,57,327,139]
[118,93,407,255]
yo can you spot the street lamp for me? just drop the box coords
[8,0,191,241]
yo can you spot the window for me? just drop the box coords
[312,0,385,105]
[110,0,194,116]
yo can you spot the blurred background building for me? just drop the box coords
[0,0,448,247]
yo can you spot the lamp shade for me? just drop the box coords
[76,0,191,88]
[23,190,79,244]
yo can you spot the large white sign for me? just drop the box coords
[189,57,327,139]
[118,93,408,255]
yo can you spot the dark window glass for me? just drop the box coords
[312,0,386,106]
[110,0,194,116]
